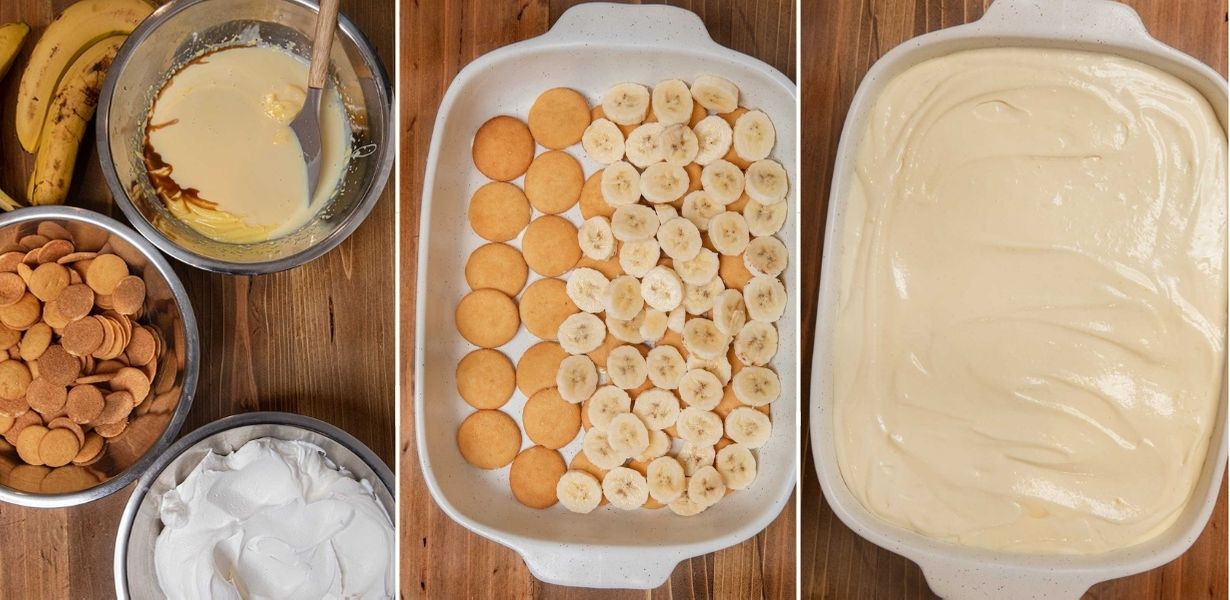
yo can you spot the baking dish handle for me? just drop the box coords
[518,546,679,590]
[536,2,718,53]
[975,0,1153,45]
[919,559,1098,600]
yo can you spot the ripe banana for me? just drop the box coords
[566,267,610,313]
[556,470,603,513]
[676,406,724,446]
[646,344,686,389]
[619,239,660,277]
[678,368,723,410]
[0,22,30,81]
[582,118,625,164]
[602,466,650,510]
[639,308,669,342]
[602,82,651,126]
[745,235,788,277]
[687,465,727,508]
[646,456,686,504]
[557,354,598,403]
[607,412,650,457]
[632,388,681,430]
[587,385,632,429]
[558,312,607,354]
[606,345,648,389]
[715,443,758,490]
[690,74,739,114]
[657,217,701,262]
[583,428,627,470]
[640,265,683,312]
[651,79,694,125]
[707,211,750,256]
[725,406,772,448]
[732,366,780,406]
[675,441,715,477]
[578,216,616,260]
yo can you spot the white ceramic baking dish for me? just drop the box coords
[811,0,1228,598]
[415,3,798,590]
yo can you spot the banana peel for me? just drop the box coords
[0,188,23,212]
[0,22,30,81]
[27,36,125,206]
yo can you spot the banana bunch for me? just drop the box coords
[0,22,30,211]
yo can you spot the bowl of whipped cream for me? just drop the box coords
[113,411,395,599]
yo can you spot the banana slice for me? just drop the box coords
[607,412,651,457]
[556,470,604,514]
[725,406,772,448]
[655,204,679,226]
[682,317,730,359]
[715,443,758,490]
[632,387,681,430]
[707,212,750,256]
[681,191,723,231]
[687,353,732,385]
[640,265,684,312]
[690,74,739,113]
[603,275,645,320]
[732,366,780,407]
[713,289,748,336]
[675,248,719,286]
[639,308,669,342]
[557,354,599,403]
[676,442,716,477]
[683,275,724,315]
[743,275,787,322]
[667,305,687,333]
[566,267,611,314]
[687,465,727,508]
[588,385,632,429]
[602,466,650,510]
[639,162,689,204]
[583,428,626,470]
[578,216,617,260]
[607,345,648,390]
[732,109,776,161]
[744,159,789,204]
[677,368,723,410]
[700,159,745,206]
[638,429,672,461]
[606,310,646,344]
[651,79,694,125]
[658,124,699,166]
[744,236,788,277]
[625,123,665,168]
[693,115,733,166]
[619,238,661,277]
[601,161,641,206]
[611,204,658,242]
[677,407,724,447]
[646,456,686,504]
[559,312,607,355]
[668,489,708,516]
[734,320,778,367]
[743,199,788,236]
[646,345,686,389]
[602,82,651,126]
[657,216,702,262]
[582,118,626,164]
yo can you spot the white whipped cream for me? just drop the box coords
[835,48,1227,554]
[154,437,394,599]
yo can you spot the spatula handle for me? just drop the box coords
[309,0,339,89]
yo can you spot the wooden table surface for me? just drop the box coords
[799,1,1229,598]
[399,1,796,597]
[0,1,395,597]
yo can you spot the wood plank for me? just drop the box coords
[799,0,1228,598]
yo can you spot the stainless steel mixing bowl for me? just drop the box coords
[113,411,395,599]
[97,0,395,274]
[0,206,199,507]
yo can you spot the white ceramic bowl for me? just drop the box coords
[810,1,1229,598]
[415,3,798,590]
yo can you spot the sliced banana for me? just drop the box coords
[578,216,616,260]
[712,289,748,336]
[583,428,626,470]
[732,366,780,407]
[668,489,708,516]
[639,308,669,342]
[687,353,732,385]
[725,406,772,448]
[655,203,679,226]
[744,199,788,236]
[640,265,684,312]
[707,211,750,256]
[732,109,776,161]
[556,470,604,514]
[744,159,789,204]
[606,310,646,344]
[715,443,758,490]
[675,442,715,477]
[602,466,650,510]
[611,204,658,242]
[588,385,632,429]
[681,191,723,231]
[682,317,730,359]
[646,345,686,389]
[667,305,687,333]
[625,123,665,168]
[567,267,611,313]
[582,118,626,164]
[744,236,788,278]
[607,345,648,389]
[639,162,689,204]
[693,115,733,166]
[646,455,686,504]
[619,239,660,277]
[632,387,681,430]
[559,312,607,355]
[603,275,645,320]
[607,412,651,457]
[602,82,651,126]
[601,161,641,206]
[651,79,694,125]
[657,216,702,262]
[638,428,672,461]
[677,368,723,410]
[687,465,727,508]
[674,248,719,286]
[683,275,724,315]
[676,407,724,447]
[690,74,739,113]
[700,159,746,206]
[743,275,787,322]
[733,320,778,367]
[557,354,599,403]
[658,123,699,166]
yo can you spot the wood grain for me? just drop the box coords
[398,1,795,597]
[799,1,1229,598]
[0,1,395,597]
